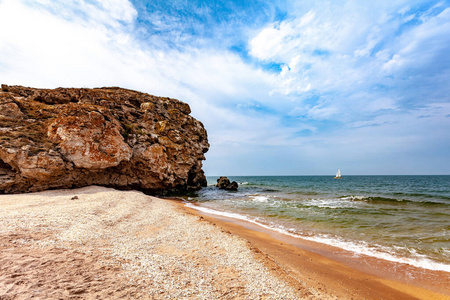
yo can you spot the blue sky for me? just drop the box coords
[0,0,449,175]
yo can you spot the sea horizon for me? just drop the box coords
[207,174,450,177]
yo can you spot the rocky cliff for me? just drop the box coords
[0,85,209,194]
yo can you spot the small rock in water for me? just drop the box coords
[216,177,230,189]
[216,177,238,191]
[225,181,238,191]
[71,196,79,200]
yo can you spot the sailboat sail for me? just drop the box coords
[335,169,342,178]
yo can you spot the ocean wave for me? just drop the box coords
[262,188,280,192]
[302,198,359,209]
[185,203,450,273]
[340,195,446,205]
[394,192,450,201]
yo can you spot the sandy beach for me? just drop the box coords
[0,186,448,299]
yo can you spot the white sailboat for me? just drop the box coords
[334,169,342,179]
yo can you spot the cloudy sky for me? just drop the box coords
[1,0,449,175]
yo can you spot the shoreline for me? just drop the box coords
[0,186,448,299]
[171,199,450,299]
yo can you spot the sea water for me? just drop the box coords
[184,175,450,272]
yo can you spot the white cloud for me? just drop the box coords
[0,0,136,87]
[366,97,398,112]
[382,54,404,71]
[26,0,137,26]
[249,11,316,62]
[249,1,450,120]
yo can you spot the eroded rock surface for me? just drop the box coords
[0,85,209,194]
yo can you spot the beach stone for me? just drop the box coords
[0,85,209,194]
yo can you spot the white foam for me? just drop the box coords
[240,182,249,185]
[251,195,269,202]
[185,203,450,273]
[303,198,359,209]
[341,195,366,201]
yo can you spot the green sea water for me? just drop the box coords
[184,175,450,272]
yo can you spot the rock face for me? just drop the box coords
[0,85,209,194]
[216,176,238,191]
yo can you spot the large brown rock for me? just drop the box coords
[0,85,209,194]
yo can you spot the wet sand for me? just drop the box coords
[0,186,448,299]
[175,201,450,300]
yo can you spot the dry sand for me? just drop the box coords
[0,186,448,299]
[0,186,316,299]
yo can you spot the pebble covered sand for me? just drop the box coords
[0,186,321,299]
